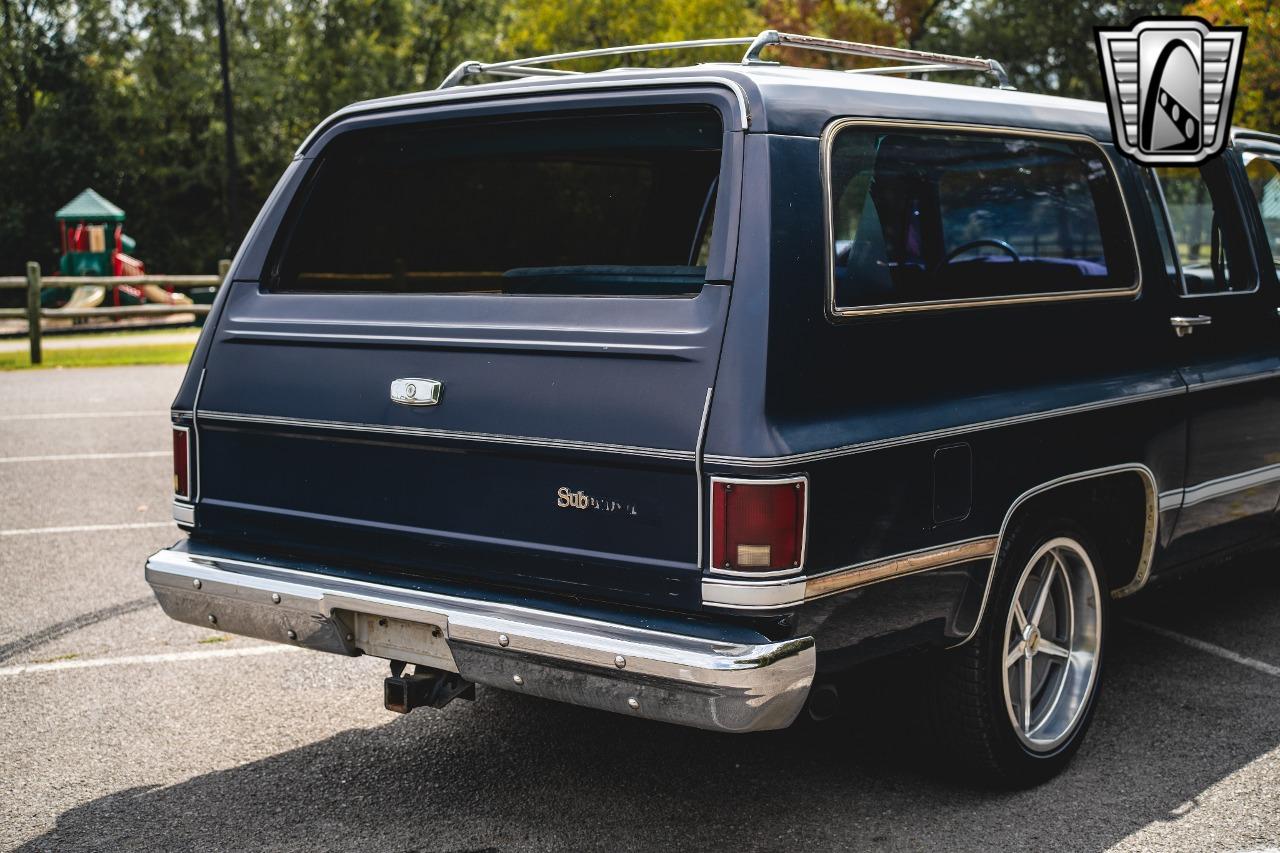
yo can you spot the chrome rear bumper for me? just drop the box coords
[145,547,815,733]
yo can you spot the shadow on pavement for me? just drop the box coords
[19,558,1280,853]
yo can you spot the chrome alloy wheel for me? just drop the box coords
[1001,536,1102,753]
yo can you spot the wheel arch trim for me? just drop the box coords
[954,462,1158,648]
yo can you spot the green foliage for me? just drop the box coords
[0,341,196,370]
[0,0,1275,278]
[918,1,1185,99]
[1185,0,1280,137]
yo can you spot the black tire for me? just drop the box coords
[931,515,1110,787]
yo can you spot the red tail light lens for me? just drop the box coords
[710,478,806,573]
[173,426,191,500]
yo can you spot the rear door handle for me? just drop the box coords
[1171,315,1212,337]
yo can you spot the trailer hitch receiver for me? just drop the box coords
[384,660,475,714]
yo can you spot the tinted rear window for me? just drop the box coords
[269,109,723,296]
[828,126,1138,312]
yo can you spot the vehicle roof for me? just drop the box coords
[303,62,1252,153]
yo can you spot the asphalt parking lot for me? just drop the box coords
[3,365,1280,852]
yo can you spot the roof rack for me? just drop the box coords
[437,29,1014,90]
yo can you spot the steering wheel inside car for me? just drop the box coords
[941,238,1022,266]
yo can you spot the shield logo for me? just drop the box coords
[1096,17,1246,165]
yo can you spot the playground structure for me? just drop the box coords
[53,188,195,312]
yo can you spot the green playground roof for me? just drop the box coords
[56,188,125,222]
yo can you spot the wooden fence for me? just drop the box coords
[0,260,229,365]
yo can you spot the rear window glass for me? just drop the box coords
[270,109,723,296]
[828,126,1138,312]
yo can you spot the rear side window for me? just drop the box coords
[1244,154,1280,269]
[270,108,723,296]
[1152,163,1252,294]
[827,124,1139,314]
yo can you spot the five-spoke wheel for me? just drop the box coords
[932,519,1108,786]
[1001,537,1102,753]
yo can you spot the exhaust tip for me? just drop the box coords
[807,683,840,722]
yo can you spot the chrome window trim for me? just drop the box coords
[821,119,1143,319]
[706,474,809,578]
[702,535,997,610]
[703,384,1185,468]
[196,410,696,462]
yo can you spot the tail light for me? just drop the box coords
[173,426,191,500]
[710,477,806,574]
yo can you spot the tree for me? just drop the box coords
[1183,0,1280,134]
[919,1,1184,99]
[499,0,764,69]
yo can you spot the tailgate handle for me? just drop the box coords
[391,378,443,406]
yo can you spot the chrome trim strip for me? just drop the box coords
[146,547,814,733]
[196,410,696,462]
[971,465,1159,616]
[1158,488,1184,513]
[704,385,1185,467]
[1180,462,1280,509]
[192,368,206,504]
[821,119,1143,319]
[694,387,713,568]
[701,535,998,610]
[706,474,810,578]
[172,501,195,526]
[1185,366,1280,393]
[223,328,701,356]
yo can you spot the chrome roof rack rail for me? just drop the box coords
[437,29,1014,90]
[742,30,1013,89]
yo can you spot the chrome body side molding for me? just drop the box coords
[702,536,998,610]
[146,547,815,733]
[196,410,696,462]
[1179,462,1280,509]
[704,386,1185,467]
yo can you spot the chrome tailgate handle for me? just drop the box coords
[1170,315,1212,337]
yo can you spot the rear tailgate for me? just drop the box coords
[189,101,739,611]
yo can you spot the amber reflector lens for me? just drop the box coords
[173,428,190,499]
[711,480,804,572]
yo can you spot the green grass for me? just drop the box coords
[0,342,195,370]
[31,326,201,344]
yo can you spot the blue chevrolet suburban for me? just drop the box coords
[146,31,1280,786]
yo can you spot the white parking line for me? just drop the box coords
[0,644,301,678]
[0,450,168,463]
[0,410,166,422]
[0,521,174,537]
[1130,620,1280,678]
